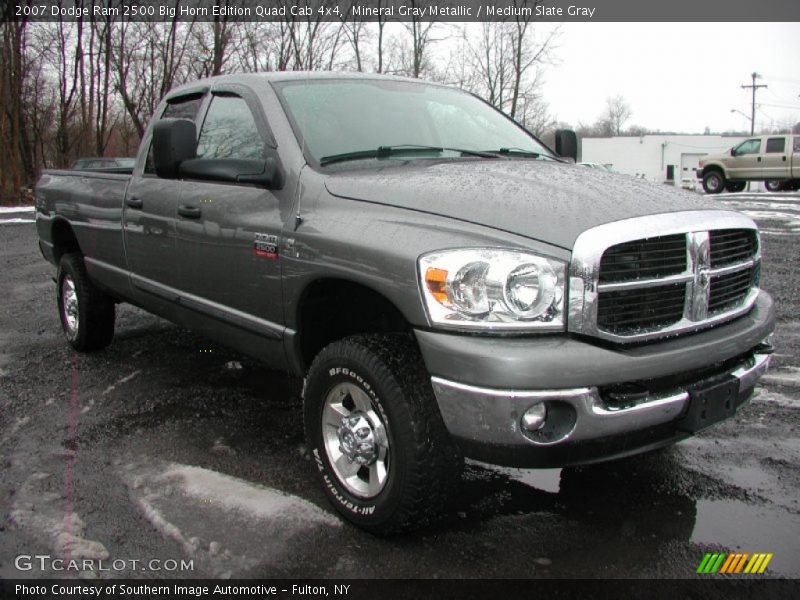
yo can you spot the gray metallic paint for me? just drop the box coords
[34,73,776,460]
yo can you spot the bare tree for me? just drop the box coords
[0,19,34,201]
[402,1,440,78]
[603,95,632,136]
[112,20,196,139]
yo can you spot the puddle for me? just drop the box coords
[691,499,800,577]
[482,464,563,494]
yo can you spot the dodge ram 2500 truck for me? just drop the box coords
[697,134,800,193]
[36,73,775,533]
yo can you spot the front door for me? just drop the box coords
[175,92,286,350]
[726,138,763,179]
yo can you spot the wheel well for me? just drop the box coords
[51,219,81,264]
[703,165,724,177]
[297,279,411,369]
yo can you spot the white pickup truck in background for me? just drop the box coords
[697,134,800,193]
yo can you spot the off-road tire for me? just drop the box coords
[725,181,746,193]
[765,179,784,192]
[303,333,462,534]
[702,170,725,194]
[57,253,115,351]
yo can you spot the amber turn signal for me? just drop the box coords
[425,267,449,305]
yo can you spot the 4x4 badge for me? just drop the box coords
[253,233,279,260]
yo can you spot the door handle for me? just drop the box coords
[757,157,761,162]
[125,196,143,209]
[783,156,787,162]
[178,205,202,219]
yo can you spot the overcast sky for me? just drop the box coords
[539,22,800,134]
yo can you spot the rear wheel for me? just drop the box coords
[57,253,115,351]
[765,179,784,192]
[702,170,725,194]
[303,334,462,534]
[725,181,746,193]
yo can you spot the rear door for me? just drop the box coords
[174,89,286,345]
[762,136,790,179]
[792,136,800,178]
[123,93,206,298]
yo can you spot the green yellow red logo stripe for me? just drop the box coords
[697,552,773,574]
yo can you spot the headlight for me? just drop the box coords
[418,249,566,331]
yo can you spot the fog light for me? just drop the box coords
[521,403,547,431]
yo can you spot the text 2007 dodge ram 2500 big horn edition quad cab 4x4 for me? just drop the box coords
[36,73,775,533]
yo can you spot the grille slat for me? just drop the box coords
[710,229,757,268]
[709,267,754,312]
[596,228,758,337]
[599,234,686,283]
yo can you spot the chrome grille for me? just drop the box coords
[599,234,686,283]
[569,212,761,343]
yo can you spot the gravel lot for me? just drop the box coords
[1,195,798,581]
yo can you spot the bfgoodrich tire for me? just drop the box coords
[57,253,115,351]
[303,334,462,534]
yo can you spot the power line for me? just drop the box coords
[741,72,767,136]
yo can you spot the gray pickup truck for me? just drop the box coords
[36,73,775,533]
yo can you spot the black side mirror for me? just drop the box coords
[179,157,282,189]
[153,119,197,178]
[730,148,736,157]
[555,129,578,162]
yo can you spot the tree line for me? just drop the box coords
[0,3,565,204]
[0,6,565,204]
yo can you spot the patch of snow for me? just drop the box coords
[0,218,35,224]
[761,366,800,388]
[0,205,35,214]
[8,472,110,563]
[121,460,339,576]
[752,388,800,408]
[160,464,339,525]
[102,370,142,396]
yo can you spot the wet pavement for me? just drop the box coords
[0,195,798,580]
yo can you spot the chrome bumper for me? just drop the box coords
[431,351,771,449]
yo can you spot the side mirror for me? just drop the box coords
[153,119,197,178]
[730,148,736,157]
[555,129,578,162]
[178,157,282,188]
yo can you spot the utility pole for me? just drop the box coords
[741,72,767,135]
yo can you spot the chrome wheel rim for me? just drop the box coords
[322,381,390,499]
[61,275,79,340]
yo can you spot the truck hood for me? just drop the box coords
[324,160,717,249]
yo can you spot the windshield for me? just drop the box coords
[274,78,553,166]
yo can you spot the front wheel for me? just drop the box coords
[57,253,115,351]
[303,334,462,534]
[702,171,725,194]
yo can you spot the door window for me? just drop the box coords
[765,138,785,153]
[734,139,761,155]
[196,95,265,161]
[144,94,205,174]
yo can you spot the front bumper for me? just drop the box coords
[430,350,770,467]
[418,291,775,467]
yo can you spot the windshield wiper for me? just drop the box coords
[319,145,496,166]
[483,147,558,160]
